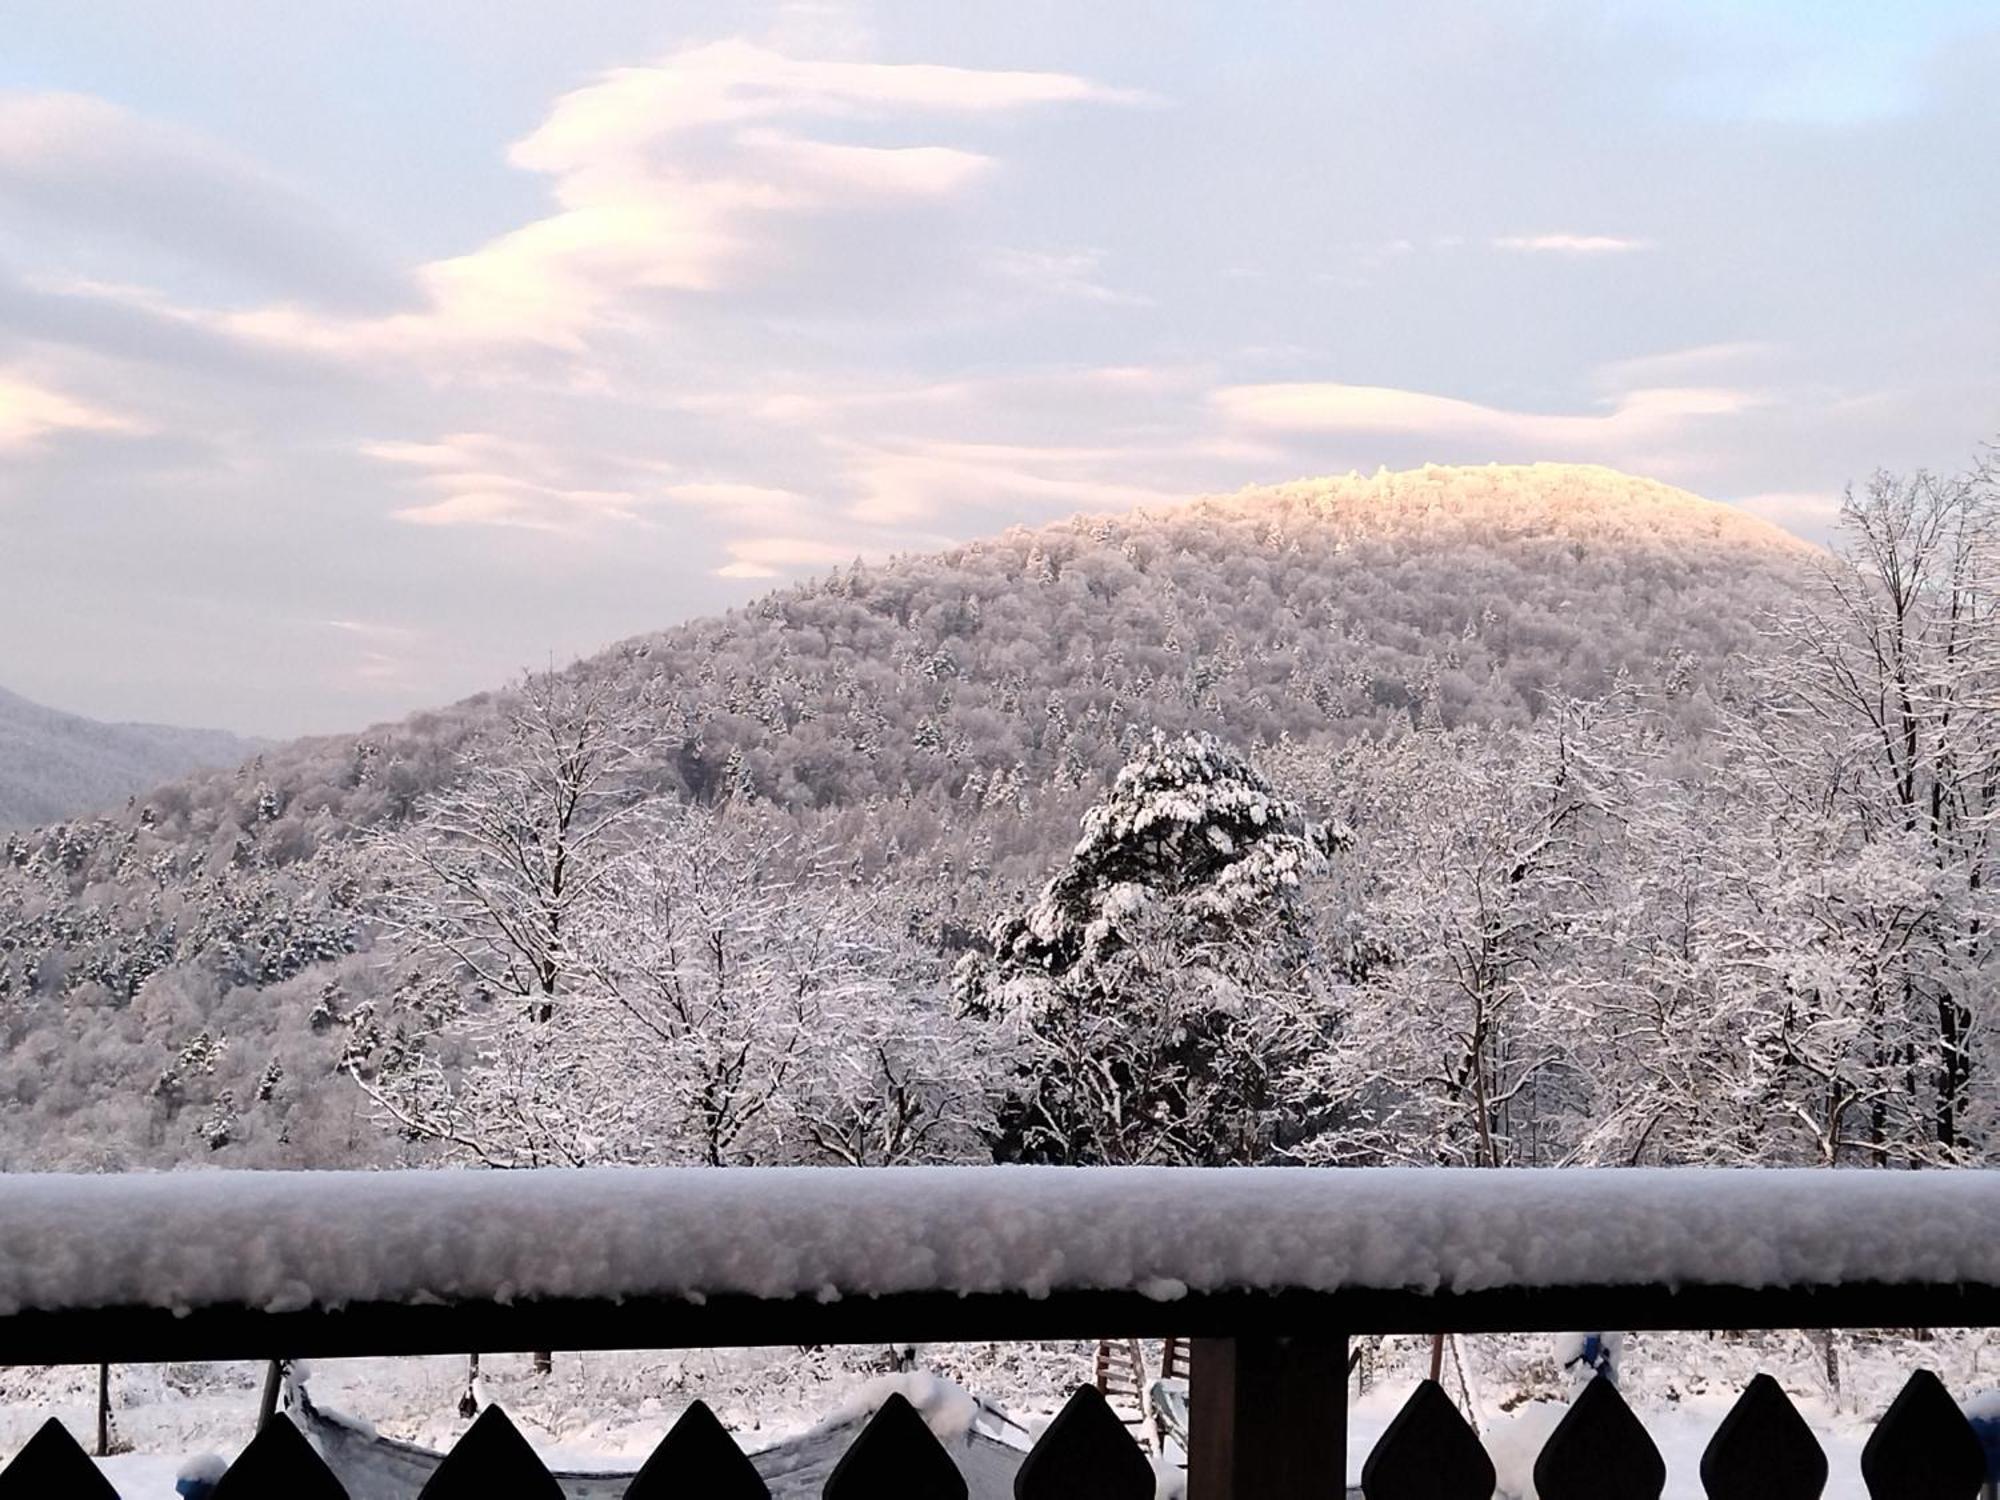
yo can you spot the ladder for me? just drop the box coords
[1093,1338,1154,1450]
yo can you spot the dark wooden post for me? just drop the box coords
[1188,1334,1347,1499]
[95,1363,110,1456]
[256,1359,284,1428]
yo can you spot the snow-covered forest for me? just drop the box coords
[9,0,1996,1485]
[0,459,1988,1180]
[3,457,1999,1497]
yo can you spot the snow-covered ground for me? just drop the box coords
[6,1329,1993,1498]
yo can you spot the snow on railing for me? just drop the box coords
[2,1167,1999,1498]
[3,1166,1999,1321]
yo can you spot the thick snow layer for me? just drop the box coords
[1,1167,1997,1318]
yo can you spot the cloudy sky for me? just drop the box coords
[2,1,1995,736]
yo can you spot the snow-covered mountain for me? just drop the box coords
[0,684,260,829]
[0,463,1817,1167]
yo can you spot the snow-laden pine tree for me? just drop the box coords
[963,730,1345,1165]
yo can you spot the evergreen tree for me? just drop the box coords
[964,731,1344,1164]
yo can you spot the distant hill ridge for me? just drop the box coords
[1207,462,1814,551]
[0,685,261,829]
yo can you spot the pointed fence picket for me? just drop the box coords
[418,1404,567,1500]
[0,1419,118,1499]
[625,1398,770,1499]
[1857,1368,1989,1500]
[1698,1372,1828,1500]
[822,1391,968,1500]
[1015,1384,1156,1500]
[1532,1375,1667,1500]
[3,1369,1993,1500]
[208,1410,349,1500]
[1358,1378,1494,1499]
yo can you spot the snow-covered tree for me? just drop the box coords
[1281,703,1634,1167]
[362,804,989,1168]
[369,669,669,1022]
[1719,467,2000,1164]
[964,731,1344,1164]
[1264,466,2000,1173]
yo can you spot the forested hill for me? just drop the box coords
[0,686,261,829]
[9,462,1813,890]
[0,462,1814,1166]
[638,461,1811,812]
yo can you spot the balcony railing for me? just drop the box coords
[1,1166,1997,1497]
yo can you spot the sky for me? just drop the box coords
[0,1,1995,737]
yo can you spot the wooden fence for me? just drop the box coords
[2,1358,1991,1497]
[1,1168,1998,1497]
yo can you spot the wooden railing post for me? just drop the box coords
[256,1360,284,1428]
[94,1363,110,1456]
[1188,1334,1347,1499]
